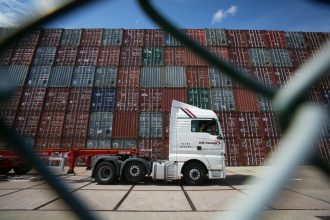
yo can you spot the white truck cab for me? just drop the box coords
[92,100,226,185]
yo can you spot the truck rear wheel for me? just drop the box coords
[183,163,206,185]
[123,161,146,183]
[94,161,116,184]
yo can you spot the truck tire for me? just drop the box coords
[0,167,12,175]
[183,163,206,185]
[123,161,146,183]
[94,161,116,184]
[13,163,32,175]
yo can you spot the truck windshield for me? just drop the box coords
[191,119,219,135]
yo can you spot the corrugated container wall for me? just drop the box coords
[87,139,111,149]
[112,139,137,149]
[115,88,139,111]
[226,30,249,48]
[186,66,209,88]
[164,32,182,46]
[216,112,240,138]
[248,48,272,67]
[19,88,46,111]
[269,48,292,67]
[91,88,116,112]
[139,88,163,112]
[98,47,120,66]
[285,32,307,49]
[54,46,78,66]
[207,47,229,61]
[238,112,263,138]
[71,66,95,87]
[209,66,233,88]
[0,87,23,111]
[67,88,92,112]
[11,47,35,65]
[273,67,293,88]
[164,47,185,65]
[49,66,73,87]
[33,47,57,66]
[264,31,287,48]
[60,29,82,46]
[80,29,102,46]
[0,110,17,128]
[138,112,163,138]
[76,47,99,66]
[27,66,51,87]
[234,89,259,112]
[163,88,187,112]
[38,29,62,46]
[14,111,41,137]
[62,112,89,138]
[37,112,65,138]
[144,29,164,46]
[8,65,29,86]
[101,29,123,46]
[0,48,13,65]
[138,139,165,159]
[184,29,206,46]
[123,29,144,47]
[16,30,40,47]
[228,48,251,68]
[43,88,69,111]
[140,67,162,87]
[187,88,211,109]
[211,88,235,111]
[88,112,113,138]
[112,112,138,138]
[164,66,186,87]
[142,47,164,66]
[117,66,140,88]
[303,32,326,50]
[246,30,266,48]
[94,67,117,87]
[250,67,277,88]
[185,49,208,66]
[120,47,142,66]
[205,29,227,46]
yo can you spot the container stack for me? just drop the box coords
[0,28,329,165]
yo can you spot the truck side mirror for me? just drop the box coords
[217,135,224,140]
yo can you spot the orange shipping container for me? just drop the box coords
[234,89,259,112]
[112,112,138,138]
[163,88,187,112]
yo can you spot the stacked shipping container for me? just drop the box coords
[0,28,329,165]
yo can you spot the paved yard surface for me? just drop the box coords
[0,166,329,220]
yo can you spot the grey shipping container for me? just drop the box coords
[8,65,29,86]
[94,67,117,87]
[111,139,137,149]
[87,138,111,149]
[205,29,228,46]
[140,67,162,87]
[285,32,307,49]
[164,66,186,87]
[164,32,182,46]
[142,47,164,66]
[257,95,273,111]
[138,112,163,138]
[248,48,272,67]
[60,29,82,46]
[91,88,116,112]
[210,88,235,111]
[187,88,211,109]
[269,48,292,67]
[101,29,123,46]
[33,47,57,66]
[49,66,73,87]
[71,66,95,87]
[88,112,113,138]
[27,66,51,87]
[209,66,232,88]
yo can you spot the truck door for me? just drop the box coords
[191,119,223,155]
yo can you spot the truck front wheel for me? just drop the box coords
[94,161,116,184]
[123,161,146,183]
[183,163,206,185]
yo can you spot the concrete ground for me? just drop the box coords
[0,166,329,220]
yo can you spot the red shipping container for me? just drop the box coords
[250,67,277,88]
[16,30,40,47]
[62,112,89,138]
[228,47,251,68]
[38,112,65,138]
[318,74,330,89]
[305,90,323,103]
[303,32,326,50]
[67,88,92,112]
[260,112,281,138]
[246,30,266,48]
[11,47,35,65]
[97,46,120,66]
[35,138,61,149]
[226,30,249,48]
[0,48,13,65]
[117,66,140,88]
[185,29,206,46]
[185,49,208,66]
[54,46,78,66]
[39,29,62,46]
[0,110,17,128]
[120,47,142,66]
[207,47,230,61]
[234,89,259,112]
[216,112,240,138]
[238,112,263,138]
[318,138,330,165]
[186,66,209,88]
[163,112,170,139]
[163,88,187,112]
[123,29,144,47]
[144,29,164,46]
[43,88,69,111]
[0,87,23,111]
[61,138,86,149]
[273,67,294,88]
[164,47,185,65]
[264,30,287,48]
[80,29,103,46]
[112,112,138,138]
[289,49,311,68]
[76,47,99,66]
[115,88,139,111]
[138,139,164,159]
[264,138,280,163]
[224,138,241,166]
[239,138,265,166]
[19,88,46,112]
[139,88,163,112]
[14,111,41,136]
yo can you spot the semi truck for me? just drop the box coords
[92,100,226,185]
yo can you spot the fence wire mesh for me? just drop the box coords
[0,0,329,220]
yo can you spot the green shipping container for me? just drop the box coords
[187,88,211,109]
[142,47,164,66]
